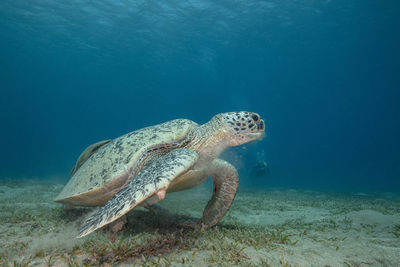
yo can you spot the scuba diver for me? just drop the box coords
[249,149,270,177]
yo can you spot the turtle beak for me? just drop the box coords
[257,119,265,131]
[252,119,265,140]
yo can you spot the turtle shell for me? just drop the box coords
[55,119,197,206]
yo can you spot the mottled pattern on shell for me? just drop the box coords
[56,119,198,201]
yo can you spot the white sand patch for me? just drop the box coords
[233,206,330,226]
[27,224,80,254]
[347,209,400,229]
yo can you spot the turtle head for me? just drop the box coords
[218,111,265,146]
[193,111,265,159]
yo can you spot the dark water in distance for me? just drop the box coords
[1,0,399,192]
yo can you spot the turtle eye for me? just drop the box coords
[252,114,259,122]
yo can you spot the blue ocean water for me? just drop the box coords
[0,0,399,192]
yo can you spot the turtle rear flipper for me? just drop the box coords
[78,148,198,238]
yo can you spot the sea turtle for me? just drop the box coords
[55,111,265,237]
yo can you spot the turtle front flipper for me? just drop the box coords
[200,159,239,227]
[78,148,198,238]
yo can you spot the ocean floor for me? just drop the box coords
[0,179,399,266]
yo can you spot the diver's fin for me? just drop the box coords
[78,148,198,238]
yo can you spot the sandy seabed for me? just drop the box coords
[0,179,399,266]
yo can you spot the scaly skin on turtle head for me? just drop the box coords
[218,111,265,146]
